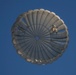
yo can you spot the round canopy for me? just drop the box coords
[11,9,69,65]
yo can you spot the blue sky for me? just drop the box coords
[0,0,76,75]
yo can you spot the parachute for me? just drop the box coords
[11,9,69,65]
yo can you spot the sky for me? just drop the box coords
[0,0,76,75]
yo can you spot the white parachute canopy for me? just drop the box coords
[11,9,69,65]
